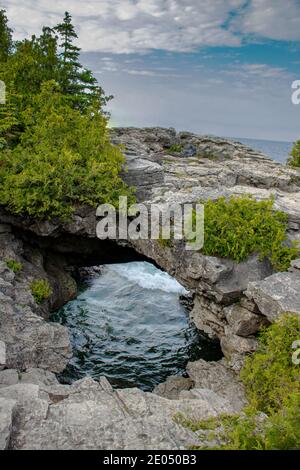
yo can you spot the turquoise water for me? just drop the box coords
[52,261,222,391]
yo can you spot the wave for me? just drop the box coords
[108,261,188,294]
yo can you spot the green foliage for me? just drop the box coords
[192,196,299,271]
[288,141,300,168]
[241,313,300,413]
[181,314,300,450]
[0,10,111,136]
[0,86,19,148]
[0,81,135,219]
[0,9,13,62]
[30,279,52,304]
[0,11,132,221]
[187,395,300,450]
[6,259,22,273]
[166,144,183,154]
[54,12,109,111]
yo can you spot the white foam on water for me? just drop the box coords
[108,261,188,294]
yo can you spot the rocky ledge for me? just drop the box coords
[0,127,299,449]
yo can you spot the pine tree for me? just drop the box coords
[0,9,13,62]
[55,12,81,95]
[37,27,59,81]
[55,12,110,111]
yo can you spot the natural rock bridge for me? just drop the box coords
[0,128,300,449]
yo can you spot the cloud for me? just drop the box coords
[224,63,291,81]
[3,0,243,53]
[4,1,300,53]
[234,0,300,42]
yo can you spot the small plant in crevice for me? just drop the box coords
[165,143,183,154]
[30,279,52,304]
[6,259,23,273]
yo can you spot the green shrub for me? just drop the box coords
[288,141,300,168]
[186,394,300,450]
[30,279,52,304]
[180,314,300,450]
[190,196,299,271]
[241,313,300,413]
[0,81,135,220]
[6,259,22,272]
[166,144,183,154]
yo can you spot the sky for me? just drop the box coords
[2,0,300,142]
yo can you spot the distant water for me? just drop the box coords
[230,137,293,164]
[52,261,222,391]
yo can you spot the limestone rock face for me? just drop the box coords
[153,376,193,400]
[0,397,16,449]
[0,235,72,373]
[246,270,300,321]
[186,359,246,412]
[0,298,71,373]
[0,369,19,387]
[0,341,6,370]
[224,304,269,337]
[1,375,238,450]
[220,331,258,359]
[121,155,164,200]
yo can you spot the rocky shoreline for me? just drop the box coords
[0,127,300,449]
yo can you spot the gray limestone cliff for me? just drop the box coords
[0,127,299,449]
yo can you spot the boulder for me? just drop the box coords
[220,329,258,358]
[186,359,246,412]
[224,304,269,337]
[246,271,300,321]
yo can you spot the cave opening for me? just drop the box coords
[51,261,222,391]
[15,228,223,391]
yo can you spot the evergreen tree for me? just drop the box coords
[55,11,110,111]
[37,27,60,81]
[0,9,13,62]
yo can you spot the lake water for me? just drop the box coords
[231,137,293,164]
[52,261,222,391]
